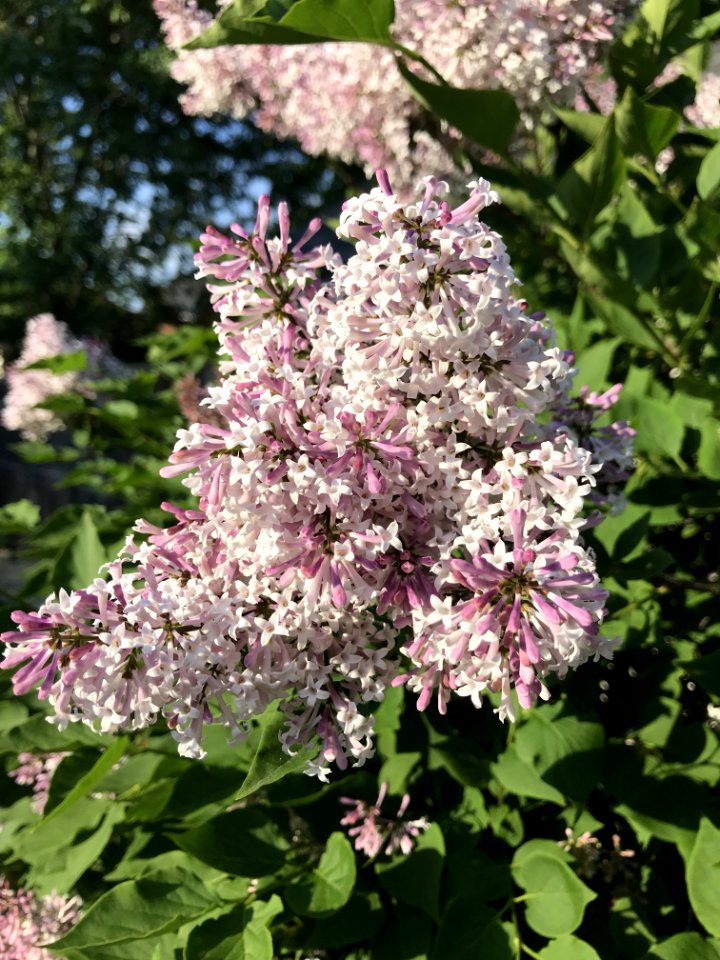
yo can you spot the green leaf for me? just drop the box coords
[431,901,513,960]
[698,142,720,201]
[379,751,421,794]
[286,832,356,918]
[169,807,289,877]
[27,805,126,896]
[512,841,596,938]
[54,508,109,590]
[687,819,720,937]
[615,87,680,161]
[235,702,317,801]
[282,0,394,41]
[698,419,720,480]
[397,59,520,157]
[573,337,621,392]
[556,120,626,233]
[376,823,445,920]
[186,0,394,48]
[641,0,700,43]
[645,933,720,960]
[616,394,685,460]
[514,713,605,804]
[583,292,661,352]
[0,700,29,732]
[552,108,606,144]
[491,744,565,805]
[0,499,40,534]
[40,737,128,827]
[25,350,87,373]
[49,870,219,954]
[103,399,140,419]
[538,936,602,960]
[185,896,283,960]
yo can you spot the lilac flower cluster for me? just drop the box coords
[154,0,636,193]
[340,783,428,857]
[0,876,80,960]
[1,174,630,779]
[2,314,127,441]
[1,315,82,441]
[8,752,67,814]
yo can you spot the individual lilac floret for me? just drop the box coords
[1,172,628,775]
[9,752,68,814]
[0,876,81,960]
[340,783,429,857]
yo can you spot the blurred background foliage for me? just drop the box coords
[0,0,350,350]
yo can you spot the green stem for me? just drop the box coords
[392,42,449,86]
[678,281,717,357]
[522,946,545,960]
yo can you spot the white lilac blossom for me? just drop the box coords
[2,314,128,441]
[0,876,80,960]
[154,0,637,193]
[340,783,429,857]
[1,174,630,777]
[1,315,82,441]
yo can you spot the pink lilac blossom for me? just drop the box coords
[340,783,429,857]
[154,0,636,192]
[8,752,68,814]
[1,174,630,778]
[2,314,128,441]
[0,876,80,960]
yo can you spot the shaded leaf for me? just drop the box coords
[398,60,520,157]
[235,702,317,801]
[185,896,283,960]
[687,819,720,937]
[169,807,289,877]
[556,120,625,233]
[286,832,356,918]
[431,901,513,960]
[41,737,128,826]
[698,142,720,201]
[376,823,445,920]
[616,87,679,161]
[645,933,720,960]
